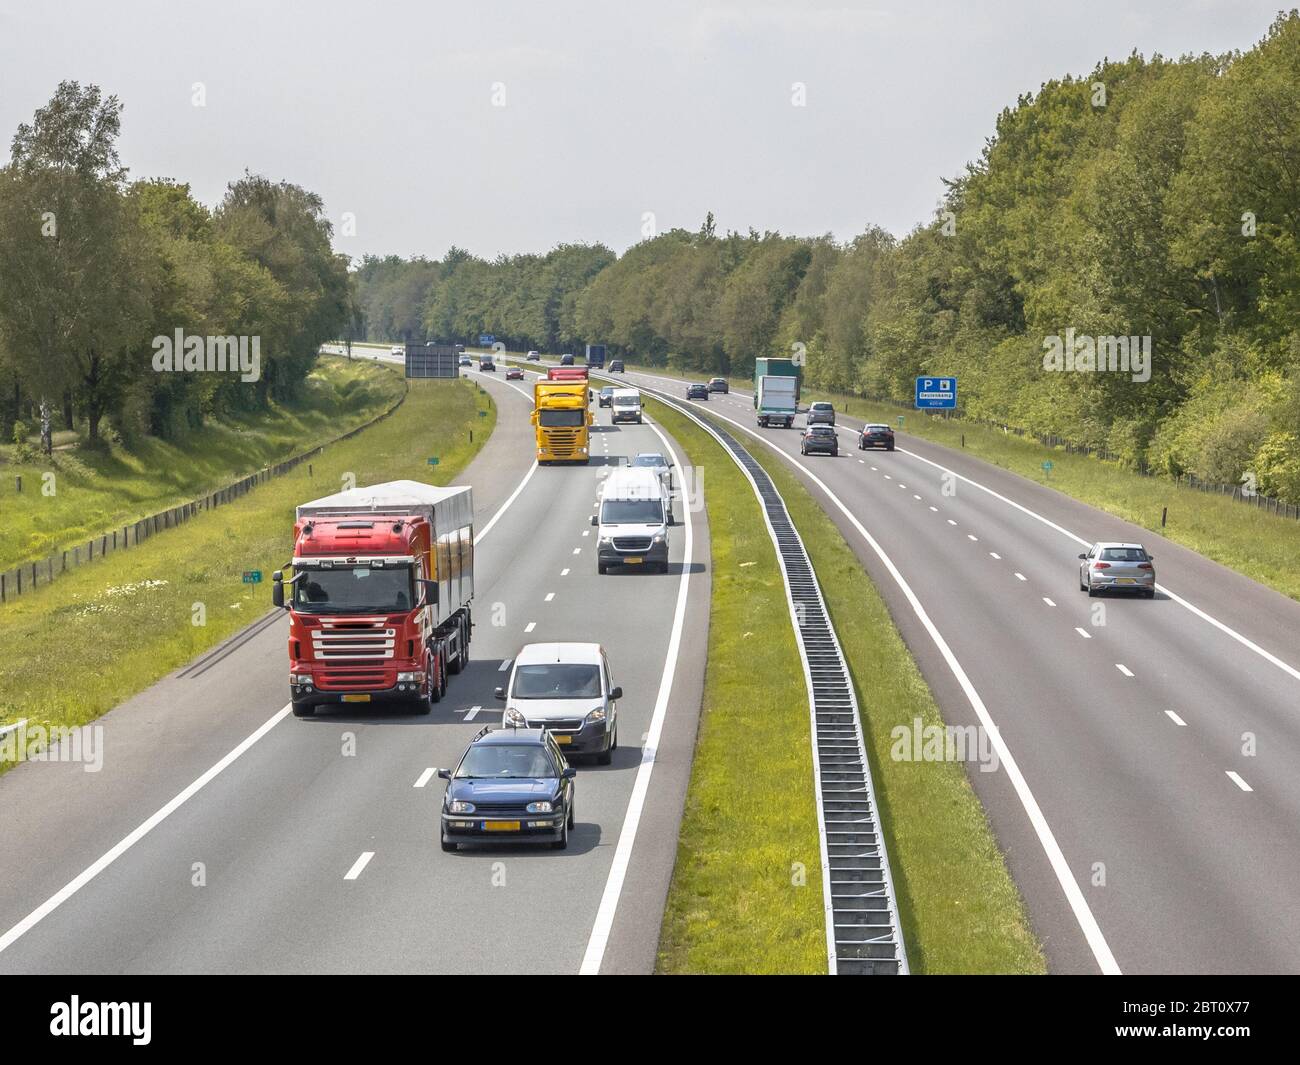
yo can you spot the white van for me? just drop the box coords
[592,467,669,574]
[610,388,642,424]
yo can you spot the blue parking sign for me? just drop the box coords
[915,376,957,409]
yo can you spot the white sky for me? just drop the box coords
[0,0,1282,261]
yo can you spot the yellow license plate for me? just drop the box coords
[342,694,371,703]
[483,820,520,832]
[1116,578,1135,585]
[555,735,573,745]
[624,557,643,565]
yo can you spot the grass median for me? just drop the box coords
[648,397,828,975]
[0,357,404,573]
[0,377,494,759]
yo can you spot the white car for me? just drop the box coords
[496,642,621,764]
[390,345,403,356]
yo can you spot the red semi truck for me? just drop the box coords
[272,480,474,717]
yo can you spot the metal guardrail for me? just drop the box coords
[609,373,908,975]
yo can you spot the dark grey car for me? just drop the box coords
[1079,542,1156,598]
[800,424,839,456]
[806,401,835,426]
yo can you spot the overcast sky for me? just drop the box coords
[0,1,1283,262]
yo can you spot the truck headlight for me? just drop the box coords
[585,706,607,724]
[526,801,553,813]
[291,674,311,685]
[579,446,588,453]
[397,672,419,683]
[448,800,476,814]
[504,707,527,727]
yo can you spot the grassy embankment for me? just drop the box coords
[0,374,494,752]
[649,396,1044,974]
[0,357,405,573]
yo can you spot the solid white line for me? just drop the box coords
[0,718,26,739]
[545,592,555,602]
[896,446,1300,686]
[474,462,539,546]
[464,705,482,721]
[524,621,536,633]
[1226,770,1253,792]
[1075,627,1092,639]
[580,412,695,976]
[0,703,293,956]
[1116,664,1134,677]
[1043,597,1056,607]
[498,658,513,671]
[1165,710,1187,727]
[631,390,1122,974]
[344,851,374,880]
[413,767,436,788]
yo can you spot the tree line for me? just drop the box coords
[354,12,1300,502]
[0,81,350,453]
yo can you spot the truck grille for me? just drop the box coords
[318,666,390,691]
[612,537,652,552]
[310,617,395,661]
[543,429,582,457]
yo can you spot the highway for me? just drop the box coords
[604,363,1300,974]
[0,360,710,974]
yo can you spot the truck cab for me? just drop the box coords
[533,379,593,463]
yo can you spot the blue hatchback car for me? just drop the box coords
[438,727,576,852]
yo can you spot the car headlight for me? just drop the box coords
[585,706,607,724]
[448,800,475,814]
[526,801,553,813]
[652,534,665,544]
[504,707,527,727]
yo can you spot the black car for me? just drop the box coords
[801,425,838,456]
[708,377,728,393]
[686,383,709,400]
[609,360,625,373]
[560,353,575,366]
[598,386,615,408]
[438,727,576,852]
[859,423,895,451]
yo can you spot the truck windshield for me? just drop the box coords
[539,410,585,427]
[456,745,556,778]
[601,499,663,524]
[293,565,414,614]
[512,664,602,699]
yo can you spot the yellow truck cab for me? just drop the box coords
[532,379,594,463]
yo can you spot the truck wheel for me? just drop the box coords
[448,620,466,675]
[292,701,316,718]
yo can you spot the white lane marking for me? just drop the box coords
[1165,710,1187,727]
[0,718,26,739]
[896,447,1300,687]
[1116,664,1134,677]
[581,410,695,976]
[572,547,581,555]
[967,534,979,541]
[413,768,436,788]
[524,621,536,633]
[344,852,375,881]
[884,474,892,480]
[947,519,957,526]
[870,466,878,471]
[1075,627,1092,639]
[582,529,590,536]
[859,459,865,464]
[560,568,570,576]
[929,506,938,512]
[0,703,293,956]
[990,552,1001,559]
[913,494,922,501]
[474,462,539,546]
[634,393,1122,974]
[498,659,512,673]
[545,592,555,602]
[1226,771,1253,793]
[464,705,482,721]
[1043,597,1056,607]
[1014,572,1027,581]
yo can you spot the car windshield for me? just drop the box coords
[632,455,665,469]
[539,410,585,427]
[456,744,556,778]
[613,396,638,406]
[1100,547,1148,562]
[809,426,835,435]
[512,663,602,699]
[601,388,614,396]
[293,564,413,614]
[602,499,663,524]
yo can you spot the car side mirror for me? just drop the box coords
[1077,553,1087,560]
[494,686,506,700]
[1147,554,1154,560]
[436,768,451,781]
[610,686,623,700]
[590,514,598,526]
[561,767,577,780]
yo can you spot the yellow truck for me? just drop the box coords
[532,376,594,463]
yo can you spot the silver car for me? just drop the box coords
[806,401,835,426]
[1078,542,1156,598]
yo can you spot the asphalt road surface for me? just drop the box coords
[0,360,710,974]
[605,362,1300,975]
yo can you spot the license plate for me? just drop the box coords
[624,557,643,565]
[1116,578,1135,585]
[555,735,573,745]
[483,820,520,832]
[342,694,371,703]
